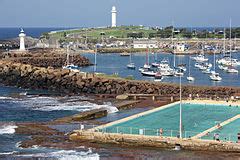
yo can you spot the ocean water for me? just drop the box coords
[0,85,117,159]
[1,85,240,159]
[81,52,240,87]
[0,28,75,40]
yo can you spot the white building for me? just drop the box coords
[133,40,158,49]
[19,29,26,51]
[111,6,117,27]
[176,44,186,52]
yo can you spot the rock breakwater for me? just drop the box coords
[0,60,239,97]
[1,48,92,68]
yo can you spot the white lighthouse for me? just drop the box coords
[111,6,117,27]
[19,28,26,51]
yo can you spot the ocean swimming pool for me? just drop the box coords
[98,102,240,139]
[202,118,240,142]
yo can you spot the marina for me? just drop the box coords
[80,52,240,87]
[1,0,240,158]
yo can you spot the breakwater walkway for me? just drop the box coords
[192,114,240,139]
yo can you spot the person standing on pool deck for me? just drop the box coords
[159,128,163,136]
[215,133,220,141]
[237,132,240,143]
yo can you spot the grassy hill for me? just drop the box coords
[44,26,157,39]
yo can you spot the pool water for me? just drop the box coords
[102,103,240,138]
[202,118,240,142]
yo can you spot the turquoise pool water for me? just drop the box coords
[102,103,240,138]
[202,118,240,142]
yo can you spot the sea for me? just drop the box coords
[0,28,76,40]
[1,28,240,159]
[1,86,240,159]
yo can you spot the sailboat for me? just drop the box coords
[210,50,222,81]
[187,56,195,81]
[151,53,160,67]
[226,20,239,74]
[127,53,136,70]
[139,47,151,72]
[62,46,79,72]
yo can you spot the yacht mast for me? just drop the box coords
[230,19,232,60]
[172,22,176,68]
[223,28,226,56]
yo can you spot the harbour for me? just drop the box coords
[1,0,240,159]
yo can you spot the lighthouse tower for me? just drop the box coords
[111,6,117,27]
[19,29,26,51]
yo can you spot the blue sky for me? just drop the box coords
[0,0,239,27]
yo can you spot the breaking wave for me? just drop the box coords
[16,149,100,160]
[0,124,18,135]
[18,96,119,113]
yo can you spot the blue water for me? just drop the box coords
[81,53,240,87]
[0,28,75,40]
[0,85,101,157]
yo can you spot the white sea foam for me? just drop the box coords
[1,95,119,114]
[0,96,14,100]
[16,149,100,160]
[0,124,18,135]
[18,96,119,113]
[0,151,18,155]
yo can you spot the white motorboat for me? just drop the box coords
[202,68,211,74]
[187,76,195,81]
[177,64,187,72]
[158,59,175,75]
[63,64,79,72]
[192,54,208,62]
[160,70,175,76]
[198,65,208,70]
[141,70,156,77]
[151,62,160,67]
[218,65,228,70]
[175,69,184,76]
[226,67,238,73]
[210,73,222,81]
[195,63,202,68]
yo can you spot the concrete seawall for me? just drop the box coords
[70,130,240,152]
[0,60,240,96]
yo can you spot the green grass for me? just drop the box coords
[48,26,157,39]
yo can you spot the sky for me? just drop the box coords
[0,0,239,28]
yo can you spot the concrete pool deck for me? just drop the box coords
[183,99,240,107]
[192,114,240,139]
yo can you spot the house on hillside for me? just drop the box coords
[132,39,158,49]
